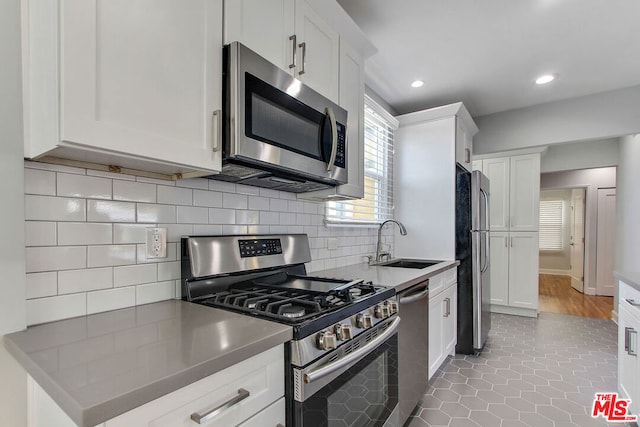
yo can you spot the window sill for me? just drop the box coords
[324,220,380,229]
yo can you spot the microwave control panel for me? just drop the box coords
[335,123,346,168]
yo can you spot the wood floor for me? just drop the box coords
[538,274,614,319]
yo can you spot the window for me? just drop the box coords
[539,199,564,251]
[325,95,398,225]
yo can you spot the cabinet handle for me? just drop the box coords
[629,329,638,356]
[277,424,285,427]
[190,388,250,424]
[298,42,306,75]
[443,297,450,317]
[625,327,632,352]
[510,237,513,247]
[464,148,471,163]
[626,299,640,307]
[289,35,297,69]
[212,110,222,152]
[504,236,508,248]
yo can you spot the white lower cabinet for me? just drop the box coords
[428,268,458,380]
[28,346,284,427]
[618,281,640,416]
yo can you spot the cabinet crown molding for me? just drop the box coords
[397,102,478,136]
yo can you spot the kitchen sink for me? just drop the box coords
[377,259,441,269]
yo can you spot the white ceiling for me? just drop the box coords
[337,0,640,117]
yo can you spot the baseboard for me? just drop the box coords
[539,269,572,276]
[584,287,596,296]
[490,304,538,318]
[611,310,618,325]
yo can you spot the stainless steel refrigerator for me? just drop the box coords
[455,164,491,354]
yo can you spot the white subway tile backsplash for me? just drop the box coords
[88,200,136,222]
[26,221,57,246]
[176,178,209,190]
[137,203,176,223]
[177,206,208,224]
[26,272,58,299]
[87,287,136,315]
[208,208,235,224]
[113,180,156,203]
[113,224,152,244]
[136,281,175,305]
[22,161,386,323]
[57,173,112,200]
[87,245,137,268]
[222,193,248,209]
[157,261,180,281]
[157,185,192,205]
[58,222,113,246]
[26,195,86,221]
[248,196,270,211]
[26,246,87,273]
[58,267,113,294]
[114,264,157,287]
[25,168,56,195]
[193,189,222,208]
[27,294,87,326]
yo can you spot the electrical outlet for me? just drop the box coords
[146,227,167,258]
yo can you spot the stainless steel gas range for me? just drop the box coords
[182,234,400,427]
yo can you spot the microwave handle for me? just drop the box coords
[325,107,338,172]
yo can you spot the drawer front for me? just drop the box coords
[444,267,457,287]
[238,398,285,427]
[106,346,283,427]
[429,273,444,296]
[620,281,640,322]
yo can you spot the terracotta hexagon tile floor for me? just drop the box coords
[404,312,631,427]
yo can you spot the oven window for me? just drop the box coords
[245,73,323,160]
[294,335,398,427]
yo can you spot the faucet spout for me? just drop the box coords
[375,219,408,262]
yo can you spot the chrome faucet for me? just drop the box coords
[375,220,408,262]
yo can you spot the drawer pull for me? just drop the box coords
[190,388,250,424]
[626,298,640,307]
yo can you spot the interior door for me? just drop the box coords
[570,189,586,292]
[596,188,617,296]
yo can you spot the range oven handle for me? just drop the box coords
[324,107,338,172]
[303,316,401,384]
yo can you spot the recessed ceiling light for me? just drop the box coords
[535,74,556,85]
[411,80,424,88]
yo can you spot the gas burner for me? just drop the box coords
[279,305,306,318]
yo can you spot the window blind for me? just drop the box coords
[325,96,398,225]
[539,199,564,251]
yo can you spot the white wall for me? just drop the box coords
[616,134,640,272]
[539,189,572,272]
[540,167,616,295]
[474,85,640,155]
[0,0,27,424]
[540,138,620,173]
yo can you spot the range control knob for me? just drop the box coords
[334,324,353,341]
[387,300,399,314]
[316,331,337,350]
[374,303,390,319]
[356,313,373,329]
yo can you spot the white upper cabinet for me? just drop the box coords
[482,157,510,231]
[224,0,339,102]
[455,118,473,171]
[24,0,224,176]
[509,154,541,231]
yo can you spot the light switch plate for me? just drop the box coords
[145,227,167,258]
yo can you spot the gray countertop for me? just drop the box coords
[312,259,460,293]
[4,300,292,427]
[615,271,640,291]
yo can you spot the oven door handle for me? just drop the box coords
[303,316,401,384]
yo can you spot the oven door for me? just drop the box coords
[291,317,400,427]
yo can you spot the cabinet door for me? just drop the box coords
[442,284,457,356]
[508,232,539,309]
[455,119,472,171]
[509,154,540,231]
[428,291,444,380]
[619,306,639,415]
[294,0,339,102]
[482,157,510,231]
[224,0,295,71]
[61,0,223,172]
[489,231,509,306]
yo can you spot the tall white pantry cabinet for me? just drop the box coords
[473,153,541,317]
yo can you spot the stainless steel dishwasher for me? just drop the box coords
[398,279,429,425]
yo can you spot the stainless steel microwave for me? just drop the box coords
[210,42,348,193]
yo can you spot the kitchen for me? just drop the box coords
[2,0,640,426]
